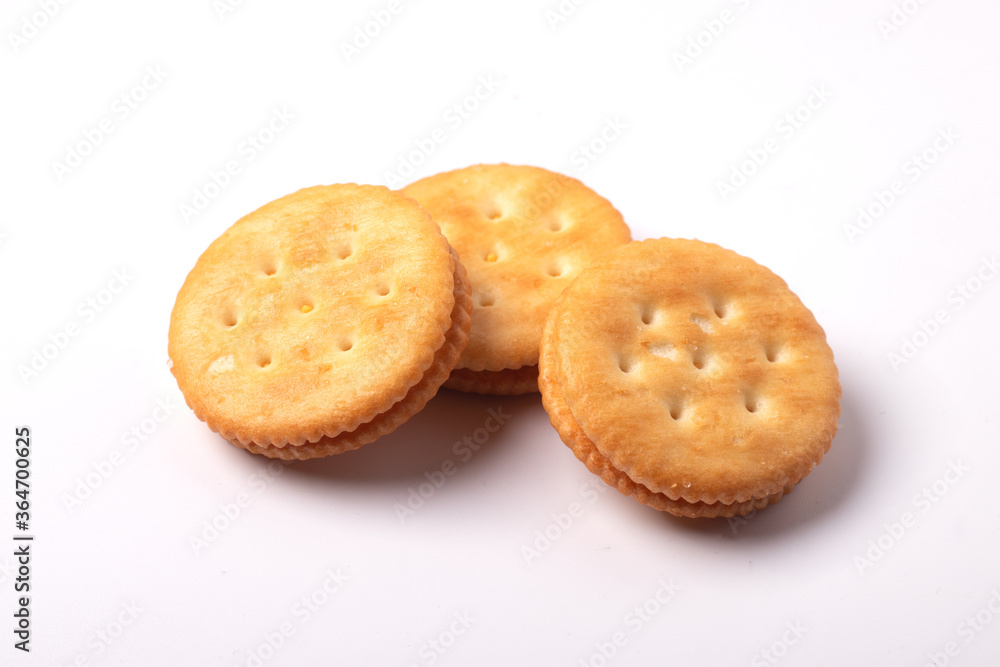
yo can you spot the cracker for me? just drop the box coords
[443,364,539,395]
[236,249,472,459]
[168,184,470,457]
[402,164,631,391]
[539,238,841,518]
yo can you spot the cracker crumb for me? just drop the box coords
[208,355,234,373]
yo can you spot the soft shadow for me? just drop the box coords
[659,379,870,540]
[275,390,539,484]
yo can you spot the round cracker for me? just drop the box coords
[168,184,463,451]
[235,250,472,459]
[402,164,631,382]
[539,238,841,517]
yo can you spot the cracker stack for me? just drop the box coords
[403,164,631,394]
[538,238,841,517]
[168,184,471,460]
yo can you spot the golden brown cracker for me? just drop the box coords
[237,252,472,459]
[402,164,631,389]
[168,184,470,456]
[539,238,840,517]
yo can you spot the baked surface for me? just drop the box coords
[169,184,464,451]
[402,164,631,378]
[539,238,841,517]
[238,252,472,459]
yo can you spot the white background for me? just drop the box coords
[2,0,999,665]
